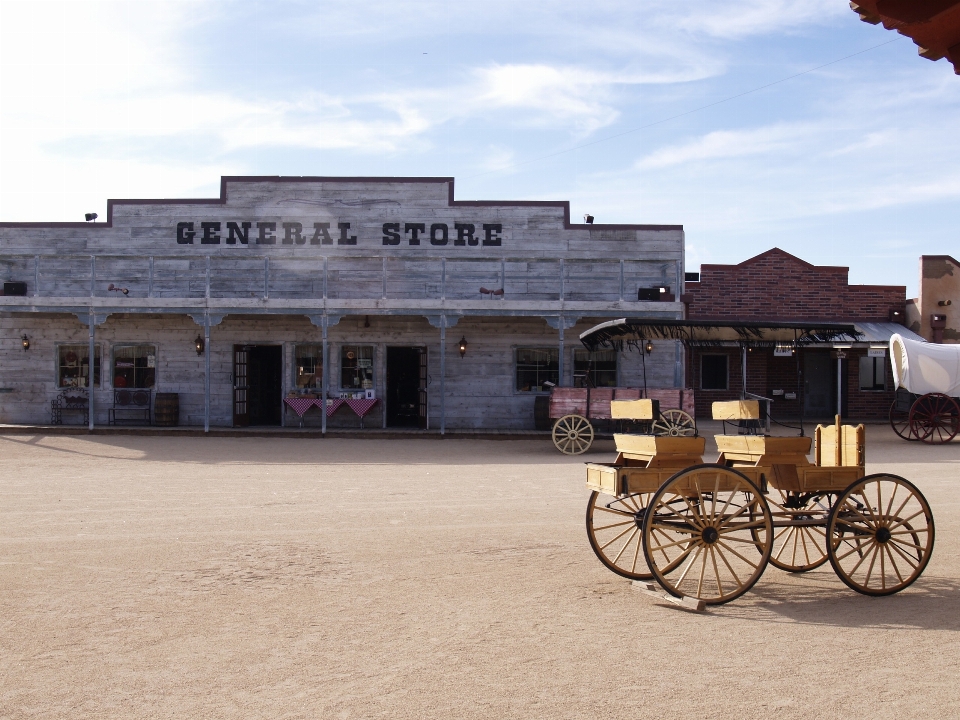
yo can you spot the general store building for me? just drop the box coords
[0,176,685,431]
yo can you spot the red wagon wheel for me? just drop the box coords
[908,393,960,444]
[888,401,918,441]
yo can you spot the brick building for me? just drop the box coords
[683,248,914,421]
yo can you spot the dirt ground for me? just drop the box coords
[1,426,958,719]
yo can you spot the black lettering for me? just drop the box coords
[454,223,474,247]
[200,221,221,244]
[382,222,401,245]
[482,223,502,246]
[429,223,448,246]
[338,222,357,245]
[226,221,251,245]
[405,223,426,245]
[283,222,304,245]
[257,222,277,244]
[311,222,333,245]
[176,221,195,244]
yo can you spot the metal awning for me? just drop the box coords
[579,318,860,352]
[841,322,925,347]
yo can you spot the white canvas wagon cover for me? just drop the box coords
[890,333,960,396]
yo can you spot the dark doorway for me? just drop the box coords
[804,351,847,418]
[387,347,426,428]
[242,345,282,426]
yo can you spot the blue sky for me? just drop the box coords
[1,1,959,295]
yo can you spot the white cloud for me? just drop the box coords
[634,124,811,170]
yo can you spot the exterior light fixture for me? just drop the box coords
[195,334,204,356]
[939,300,952,306]
[583,214,594,224]
[84,213,98,222]
[107,283,129,295]
[21,334,29,351]
[458,336,468,358]
[644,340,654,354]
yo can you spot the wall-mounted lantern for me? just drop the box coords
[644,340,654,354]
[21,334,29,351]
[458,336,468,358]
[194,334,205,356]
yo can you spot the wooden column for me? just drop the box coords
[88,310,95,431]
[321,315,328,436]
[204,314,211,433]
[440,314,446,435]
[558,317,565,387]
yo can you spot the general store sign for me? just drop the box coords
[176,221,503,247]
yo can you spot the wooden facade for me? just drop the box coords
[0,177,685,430]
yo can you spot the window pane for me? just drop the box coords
[113,345,156,389]
[341,345,374,389]
[516,348,559,392]
[701,355,728,390]
[58,345,101,388]
[295,345,323,389]
[573,349,617,388]
[859,356,885,391]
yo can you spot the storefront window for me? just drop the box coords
[516,348,559,392]
[58,344,101,388]
[341,345,374,389]
[701,354,728,390]
[859,356,886,391]
[112,345,156,389]
[573,349,617,388]
[295,345,323,389]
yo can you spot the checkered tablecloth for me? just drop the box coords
[284,397,319,417]
[345,398,379,418]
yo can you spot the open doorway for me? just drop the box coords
[804,351,847,418]
[234,344,282,426]
[386,347,427,428]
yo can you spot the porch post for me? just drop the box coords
[321,315,328,436]
[440,314,446,435]
[204,313,211,433]
[558,317,565,387]
[88,310,95,431]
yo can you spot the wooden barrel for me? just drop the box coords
[534,395,551,431]
[154,393,179,426]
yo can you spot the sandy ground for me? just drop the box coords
[1,426,958,719]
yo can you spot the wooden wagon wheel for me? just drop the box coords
[759,488,832,573]
[552,414,594,455]
[641,465,772,605]
[586,491,655,580]
[908,393,960,444]
[651,409,696,437]
[888,401,918,441]
[827,474,934,596]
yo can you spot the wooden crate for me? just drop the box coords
[614,434,705,466]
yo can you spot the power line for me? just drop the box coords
[466,37,901,179]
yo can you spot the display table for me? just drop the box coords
[283,397,380,428]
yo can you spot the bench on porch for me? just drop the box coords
[108,389,152,425]
[51,387,89,425]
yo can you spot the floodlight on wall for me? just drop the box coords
[583,214,594,224]
[107,283,129,295]
[21,334,29,351]
[939,300,952,306]
[84,213,98,222]
[194,334,204,356]
[458,336,468,358]
[644,340,654,354]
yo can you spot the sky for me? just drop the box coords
[1,0,959,296]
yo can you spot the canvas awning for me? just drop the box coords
[579,318,859,352]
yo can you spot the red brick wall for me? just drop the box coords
[685,248,905,420]
[685,248,905,321]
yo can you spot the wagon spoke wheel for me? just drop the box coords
[908,393,960,444]
[759,488,832,573]
[642,465,772,605]
[586,491,655,580]
[827,474,935,596]
[888,401,918,441]
[652,409,696,437]
[552,414,594,455]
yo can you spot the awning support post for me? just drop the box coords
[321,315,328,436]
[204,313,211,433]
[88,311,95,431]
[440,314,446,435]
